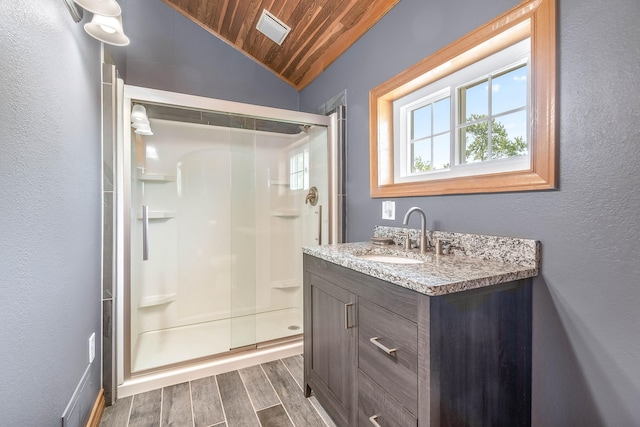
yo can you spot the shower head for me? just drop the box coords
[131,104,153,135]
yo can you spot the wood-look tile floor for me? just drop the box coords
[99,355,337,427]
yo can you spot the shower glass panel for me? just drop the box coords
[127,101,330,375]
[229,128,257,350]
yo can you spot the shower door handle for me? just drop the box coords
[317,205,322,245]
[142,205,149,261]
[305,186,318,206]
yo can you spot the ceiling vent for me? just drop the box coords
[256,9,291,45]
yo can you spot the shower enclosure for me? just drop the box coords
[117,86,339,388]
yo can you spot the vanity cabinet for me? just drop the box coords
[303,254,532,427]
[303,264,357,426]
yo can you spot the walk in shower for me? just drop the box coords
[116,86,340,394]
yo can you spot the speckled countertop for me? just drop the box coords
[302,226,540,296]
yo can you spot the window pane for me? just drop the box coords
[490,110,528,159]
[290,150,309,190]
[460,124,487,163]
[433,98,450,134]
[492,64,527,115]
[297,152,304,169]
[411,139,431,173]
[433,134,450,170]
[412,105,431,140]
[460,79,488,123]
[304,149,309,190]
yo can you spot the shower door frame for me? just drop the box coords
[116,84,339,387]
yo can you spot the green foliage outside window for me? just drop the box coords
[464,113,527,162]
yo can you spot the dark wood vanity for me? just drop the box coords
[303,254,532,427]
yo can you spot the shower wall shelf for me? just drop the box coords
[139,293,176,308]
[271,210,300,218]
[138,173,176,182]
[137,211,176,220]
[271,280,301,289]
[268,179,290,187]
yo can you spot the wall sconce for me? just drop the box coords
[64,0,129,46]
[74,0,121,16]
[84,13,129,46]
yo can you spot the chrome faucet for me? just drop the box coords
[403,207,429,253]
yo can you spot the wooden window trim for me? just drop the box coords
[370,0,556,197]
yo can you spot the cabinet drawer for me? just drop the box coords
[358,370,417,427]
[358,298,418,415]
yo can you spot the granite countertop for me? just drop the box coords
[302,227,540,297]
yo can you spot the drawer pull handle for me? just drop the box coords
[344,303,354,329]
[369,415,383,427]
[370,337,397,354]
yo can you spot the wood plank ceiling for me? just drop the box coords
[162,0,400,90]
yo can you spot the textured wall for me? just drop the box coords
[0,1,103,425]
[115,0,299,111]
[300,0,640,424]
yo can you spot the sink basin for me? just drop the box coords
[356,254,423,264]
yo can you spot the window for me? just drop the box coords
[394,40,530,183]
[289,147,309,190]
[370,0,556,197]
[401,91,452,176]
[458,62,528,165]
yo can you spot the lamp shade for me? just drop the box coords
[74,0,121,17]
[84,13,130,46]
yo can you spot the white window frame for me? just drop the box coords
[393,39,531,184]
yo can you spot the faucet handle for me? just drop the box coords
[435,238,453,255]
[404,233,412,250]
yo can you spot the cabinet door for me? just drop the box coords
[304,269,356,427]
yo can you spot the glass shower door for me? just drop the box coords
[119,86,341,391]
[229,127,257,350]
[130,120,237,373]
[255,124,329,343]
[126,108,333,374]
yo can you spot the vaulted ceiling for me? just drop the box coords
[162,0,400,90]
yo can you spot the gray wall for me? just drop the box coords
[2,0,636,424]
[116,0,299,110]
[300,0,640,425]
[0,1,103,425]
